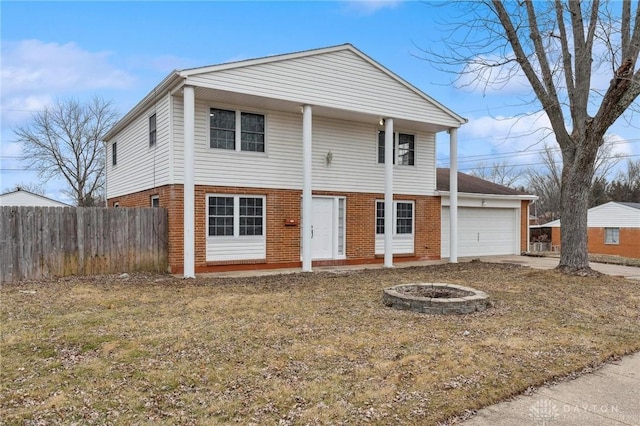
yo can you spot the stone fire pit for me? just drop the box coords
[382,283,490,315]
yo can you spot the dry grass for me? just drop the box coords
[2,262,640,425]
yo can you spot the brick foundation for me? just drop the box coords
[109,185,443,273]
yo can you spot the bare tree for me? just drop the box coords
[14,97,118,206]
[607,159,640,201]
[526,145,563,223]
[425,1,640,274]
[527,140,624,222]
[3,182,45,195]
[471,160,523,187]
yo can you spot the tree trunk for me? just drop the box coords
[557,146,597,275]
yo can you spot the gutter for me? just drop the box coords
[104,71,183,141]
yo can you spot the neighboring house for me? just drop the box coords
[436,169,536,257]
[105,43,472,276]
[0,189,71,207]
[542,201,640,259]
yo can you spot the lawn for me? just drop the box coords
[2,262,640,425]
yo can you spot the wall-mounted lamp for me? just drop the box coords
[325,150,333,166]
[379,118,385,126]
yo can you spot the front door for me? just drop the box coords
[311,197,334,259]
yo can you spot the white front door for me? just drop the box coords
[312,197,334,259]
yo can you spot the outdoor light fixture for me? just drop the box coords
[326,150,333,166]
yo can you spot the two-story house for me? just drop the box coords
[106,44,481,276]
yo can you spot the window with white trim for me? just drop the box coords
[604,227,619,244]
[150,195,160,208]
[208,195,264,237]
[210,108,265,152]
[149,113,157,147]
[112,142,117,166]
[375,201,414,235]
[377,131,415,166]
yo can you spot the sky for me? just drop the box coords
[1,0,639,203]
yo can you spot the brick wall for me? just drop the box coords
[587,228,640,259]
[547,227,639,259]
[109,185,443,273]
[109,185,184,271]
[520,200,530,253]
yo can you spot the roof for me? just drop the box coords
[105,44,466,141]
[436,168,532,197]
[0,189,71,207]
[541,201,640,227]
[618,202,640,210]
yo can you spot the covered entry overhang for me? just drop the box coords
[176,83,463,277]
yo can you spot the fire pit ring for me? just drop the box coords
[382,283,490,315]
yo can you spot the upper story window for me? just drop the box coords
[149,114,157,147]
[112,142,117,166]
[377,131,415,166]
[210,108,265,153]
[604,227,619,244]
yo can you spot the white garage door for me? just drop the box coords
[442,207,519,257]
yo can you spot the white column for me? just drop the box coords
[384,118,394,268]
[302,105,313,272]
[449,127,458,263]
[183,85,195,278]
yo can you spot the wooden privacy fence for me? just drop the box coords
[0,206,168,282]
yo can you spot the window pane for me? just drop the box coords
[605,227,619,244]
[210,109,236,150]
[112,142,117,166]
[239,197,263,236]
[377,131,396,164]
[208,196,234,236]
[241,113,265,152]
[149,114,157,147]
[398,134,414,166]
[396,202,413,234]
[376,201,385,234]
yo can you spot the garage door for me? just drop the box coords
[442,207,519,257]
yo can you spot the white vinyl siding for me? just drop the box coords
[171,101,437,195]
[587,203,640,228]
[374,200,415,255]
[186,49,460,127]
[106,93,172,198]
[206,194,266,262]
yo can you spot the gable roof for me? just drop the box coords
[105,44,466,141]
[541,201,640,227]
[436,168,532,197]
[618,202,640,210]
[0,189,71,207]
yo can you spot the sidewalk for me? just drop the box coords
[462,351,640,425]
[461,255,640,425]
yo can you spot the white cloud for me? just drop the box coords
[1,39,135,127]
[2,39,134,95]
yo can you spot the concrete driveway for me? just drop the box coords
[476,255,640,281]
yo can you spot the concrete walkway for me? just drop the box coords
[206,254,640,281]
